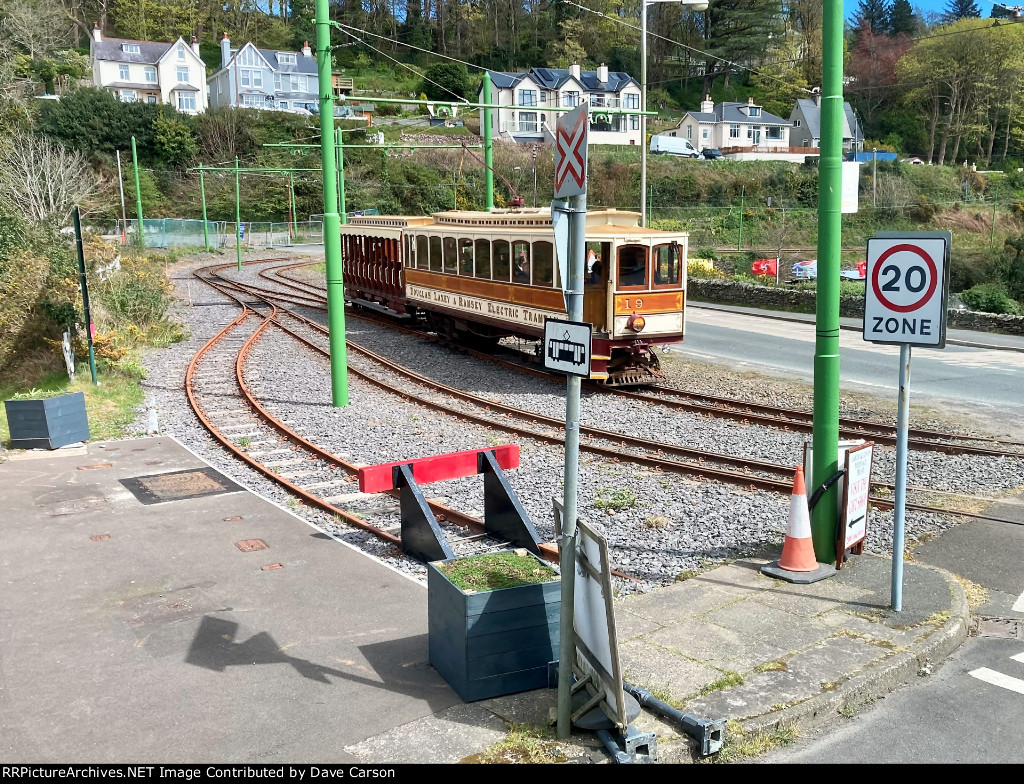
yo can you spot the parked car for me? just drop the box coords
[701,147,723,160]
[791,259,817,279]
[649,135,700,158]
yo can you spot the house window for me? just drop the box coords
[685,125,693,140]
[540,90,548,103]
[794,119,801,128]
[274,74,282,91]
[120,90,135,102]
[518,89,537,107]
[147,95,157,104]
[564,91,579,107]
[121,44,140,54]
[278,53,296,65]
[767,126,783,140]
[176,66,189,83]
[702,128,709,139]
[279,101,289,109]
[177,92,196,111]
[519,112,538,132]
[624,93,639,110]
[289,74,304,91]
[119,64,130,81]
[177,43,186,60]
[144,66,156,83]
[729,124,740,138]
[630,115,639,130]
[242,93,265,108]
[241,69,262,88]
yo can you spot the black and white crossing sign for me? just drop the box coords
[544,318,592,377]
[863,232,950,348]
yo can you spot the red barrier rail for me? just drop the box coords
[358,445,520,493]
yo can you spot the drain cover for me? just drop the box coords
[971,616,1023,639]
[119,467,243,505]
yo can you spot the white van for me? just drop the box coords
[649,135,700,158]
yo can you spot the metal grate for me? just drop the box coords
[119,467,243,505]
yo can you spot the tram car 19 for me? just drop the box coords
[338,207,687,386]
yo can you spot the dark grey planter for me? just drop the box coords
[427,553,560,703]
[4,391,90,449]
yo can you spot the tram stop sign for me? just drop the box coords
[544,317,592,377]
[863,231,951,348]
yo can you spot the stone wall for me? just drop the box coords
[687,278,1024,337]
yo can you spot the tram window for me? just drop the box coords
[654,242,681,286]
[405,236,415,268]
[416,235,429,270]
[459,238,474,276]
[512,241,531,283]
[493,240,511,281]
[617,245,648,288]
[474,238,491,278]
[586,241,610,285]
[532,241,554,287]
[429,236,442,272]
[443,236,458,274]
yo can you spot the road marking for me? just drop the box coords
[969,667,1024,695]
[1011,652,1024,664]
[1012,589,1024,613]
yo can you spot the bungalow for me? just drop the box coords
[662,96,792,155]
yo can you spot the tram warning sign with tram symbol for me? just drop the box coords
[863,232,950,348]
[554,104,589,199]
[544,318,592,377]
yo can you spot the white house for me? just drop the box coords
[89,23,208,113]
[207,34,320,113]
[663,97,793,158]
[790,93,864,153]
[481,64,642,146]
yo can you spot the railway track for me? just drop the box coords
[202,261,1024,529]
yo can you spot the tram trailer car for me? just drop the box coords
[338,208,688,386]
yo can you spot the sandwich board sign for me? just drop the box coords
[863,232,950,348]
[837,442,874,569]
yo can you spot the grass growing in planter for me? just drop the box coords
[437,551,557,593]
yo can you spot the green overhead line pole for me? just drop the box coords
[130,136,144,250]
[234,156,242,272]
[737,186,745,251]
[335,127,347,224]
[810,0,844,564]
[199,162,210,251]
[482,73,494,211]
[289,171,297,237]
[316,0,348,407]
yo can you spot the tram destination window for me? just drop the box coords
[459,238,474,276]
[493,240,511,281]
[443,236,458,274]
[617,245,648,288]
[416,235,430,270]
[429,236,442,273]
[474,238,491,278]
[654,242,681,286]
[532,241,554,287]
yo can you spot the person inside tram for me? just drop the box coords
[513,250,530,282]
[586,248,603,284]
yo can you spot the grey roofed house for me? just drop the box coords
[487,67,638,93]
[790,95,864,151]
[699,101,790,126]
[207,36,323,111]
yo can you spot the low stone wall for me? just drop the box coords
[687,278,1024,337]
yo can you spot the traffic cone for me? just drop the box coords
[777,467,817,572]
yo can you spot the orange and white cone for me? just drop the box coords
[776,466,818,572]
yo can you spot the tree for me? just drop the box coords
[701,0,785,93]
[36,87,159,161]
[0,133,97,224]
[153,111,198,168]
[420,62,470,102]
[887,0,918,35]
[853,0,891,35]
[1,0,73,57]
[943,0,981,22]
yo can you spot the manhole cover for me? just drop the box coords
[972,616,1022,639]
[236,539,268,552]
[119,467,243,505]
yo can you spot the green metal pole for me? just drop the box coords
[990,199,997,250]
[335,127,347,225]
[810,0,844,564]
[199,162,210,252]
[289,171,297,237]
[130,136,144,250]
[482,72,494,211]
[317,0,348,407]
[73,207,98,386]
[737,186,744,251]
[234,156,242,272]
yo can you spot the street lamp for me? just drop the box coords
[640,0,709,227]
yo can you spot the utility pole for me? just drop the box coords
[810,0,844,564]
[532,147,538,208]
[116,150,128,245]
[199,162,210,252]
[316,0,349,407]
[482,72,494,211]
[130,136,144,250]
[73,207,98,386]
[234,156,242,272]
[335,127,347,224]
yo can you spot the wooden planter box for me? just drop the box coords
[428,553,560,703]
[4,391,90,449]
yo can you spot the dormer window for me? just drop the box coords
[749,106,761,117]
[122,44,140,54]
[177,43,186,60]
[278,53,296,65]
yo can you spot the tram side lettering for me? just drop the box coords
[869,316,933,337]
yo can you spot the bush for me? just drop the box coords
[960,283,1022,315]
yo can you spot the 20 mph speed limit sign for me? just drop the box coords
[863,232,950,348]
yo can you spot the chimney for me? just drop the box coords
[813,86,821,108]
[569,61,581,80]
[92,22,102,44]
[191,35,200,57]
[747,96,754,106]
[597,62,609,83]
[302,40,312,57]
[221,32,231,69]
[700,94,713,113]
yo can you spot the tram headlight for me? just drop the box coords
[628,315,646,332]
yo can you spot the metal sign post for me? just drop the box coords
[863,231,950,610]
[553,103,589,741]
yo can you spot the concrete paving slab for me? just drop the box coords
[0,437,458,763]
[704,600,833,652]
[830,555,952,628]
[751,590,843,618]
[648,619,791,673]
[614,607,666,641]
[616,582,743,624]
[618,639,722,701]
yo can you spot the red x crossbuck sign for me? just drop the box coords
[554,104,589,199]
